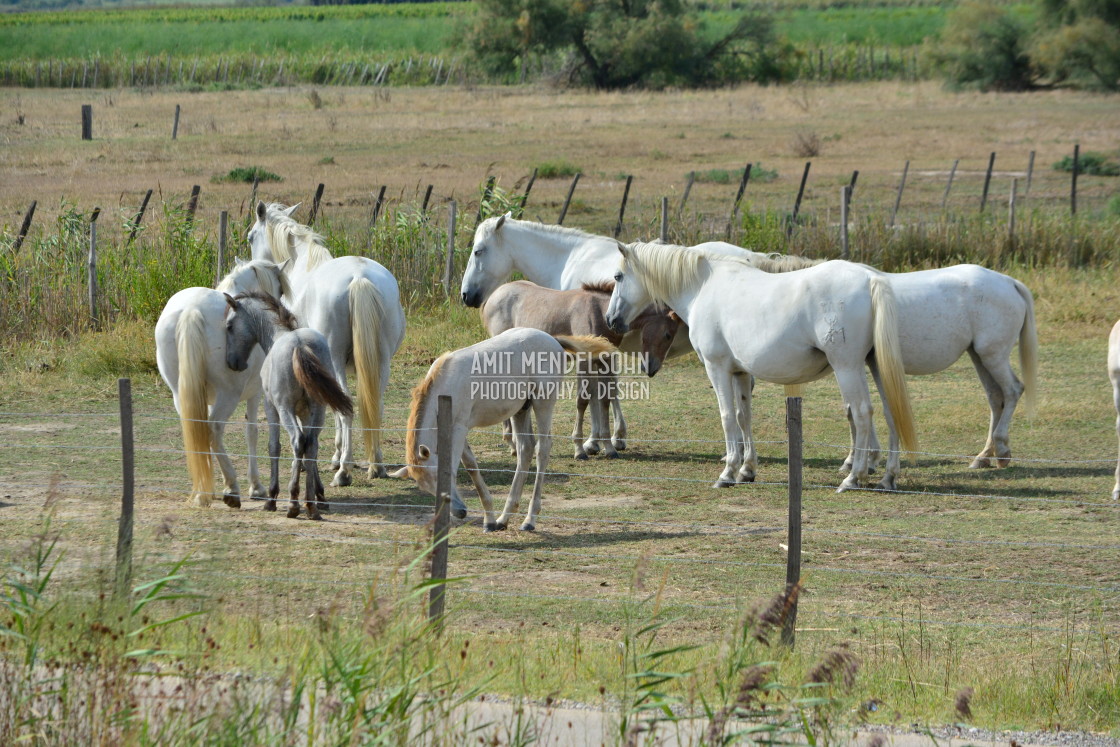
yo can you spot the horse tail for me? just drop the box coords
[869,275,919,457]
[349,277,385,466]
[175,308,214,505]
[554,334,617,359]
[1013,278,1039,417]
[293,344,355,419]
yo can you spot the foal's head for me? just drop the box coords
[223,291,297,371]
[633,305,682,377]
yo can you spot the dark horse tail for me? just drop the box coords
[292,345,354,419]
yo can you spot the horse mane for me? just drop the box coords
[217,261,293,300]
[481,214,599,244]
[405,353,450,478]
[748,252,824,273]
[581,280,615,294]
[264,203,333,272]
[235,291,300,331]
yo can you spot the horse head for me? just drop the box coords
[460,212,513,308]
[636,306,682,377]
[247,201,300,263]
[605,241,652,335]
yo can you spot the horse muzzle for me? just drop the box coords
[644,357,661,377]
[461,289,482,308]
[606,313,629,335]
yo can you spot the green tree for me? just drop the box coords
[1033,0,1120,89]
[930,1,1037,91]
[466,0,787,89]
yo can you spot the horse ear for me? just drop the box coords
[278,258,292,273]
[234,257,246,268]
[495,212,510,231]
[615,241,630,258]
[224,293,239,311]
[667,310,681,323]
[283,203,301,217]
[418,445,431,460]
[256,200,267,221]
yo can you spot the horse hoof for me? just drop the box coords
[712,479,736,488]
[309,513,324,521]
[318,502,330,512]
[575,452,589,461]
[836,477,861,493]
[613,440,627,451]
[583,444,601,456]
[876,477,898,491]
[287,507,301,519]
[605,451,619,460]
[331,472,352,488]
[519,523,535,532]
[1113,489,1120,501]
[264,501,277,512]
[452,508,468,520]
[484,523,501,532]
[369,466,389,480]
[969,457,992,469]
[494,522,509,531]
[222,494,241,509]
[997,456,1012,468]
[737,474,755,484]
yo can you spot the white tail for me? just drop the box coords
[1014,279,1039,417]
[869,275,919,457]
[175,309,213,505]
[349,278,385,470]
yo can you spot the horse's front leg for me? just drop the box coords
[703,359,744,488]
[732,372,757,483]
[265,401,281,513]
[330,407,353,488]
[588,372,618,459]
[610,391,627,451]
[579,373,601,457]
[461,444,498,530]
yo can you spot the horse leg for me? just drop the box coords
[521,399,555,531]
[243,393,268,499]
[703,358,745,488]
[968,350,1022,468]
[368,353,393,479]
[275,407,304,518]
[573,376,589,459]
[503,418,517,456]
[868,360,901,491]
[732,372,757,483]
[306,407,327,519]
[580,372,601,457]
[208,391,243,508]
[330,408,354,488]
[610,389,628,451]
[265,399,281,513]
[1114,375,1120,500]
[461,444,498,530]
[496,408,535,530]
[833,367,876,492]
[593,372,618,459]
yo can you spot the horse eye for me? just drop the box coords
[614,273,623,282]
[665,332,672,341]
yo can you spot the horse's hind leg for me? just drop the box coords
[610,389,628,451]
[868,361,901,491]
[967,350,1018,469]
[306,408,328,518]
[243,393,268,499]
[209,391,243,508]
[496,408,535,531]
[265,400,281,513]
[522,399,556,531]
[580,372,601,457]
[503,418,517,456]
[572,384,590,460]
[591,372,618,459]
[732,372,757,483]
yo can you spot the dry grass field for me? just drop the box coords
[1,82,1120,739]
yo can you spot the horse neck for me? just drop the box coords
[501,222,575,286]
[246,306,281,355]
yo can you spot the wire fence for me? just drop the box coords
[2,383,1118,644]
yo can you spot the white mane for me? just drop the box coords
[482,215,600,245]
[216,260,292,300]
[263,203,333,271]
[623,241,760,304]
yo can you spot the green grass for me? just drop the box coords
[212,166,283,185]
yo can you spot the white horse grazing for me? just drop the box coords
[248,201,406,486]
[390,328,615,531]
[224,292,354,520]
[1108,320,1120,500]
[154,259,290,507]
[605,241,918,492]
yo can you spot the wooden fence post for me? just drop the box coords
[217,210,228,286]
[840,185,850,260]
[781,396,802,648]
[1025,150,1036,196]
[1008,178,1018,253]
[421,184,434,214]
[678,171,696,217]
[365,186,387,253]
[557,173,581,225]
[476,175,496,226]
[12,200,36,253]
[185,185,201,227]
[1070,143,1080,216]
[980,152,996,213]
[88,208,100,329]
[519,167,538,216]
[115,378,135,602]
[443,200,457,297]
[128,189,153,245]
[81,104,92,140]
[942,158,959,211]
[727,163,753,239]
[308,182,325,225]
[889,160,909,227]
[429,394,453,627]
[614,175,633,239]
[660,197,669,243]
[848,170,859,201]
[172,103,181,140]
[787,162,811,239]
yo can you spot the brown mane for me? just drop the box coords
[580,280,615,295]
[234,291,299,331]
[405,353,450,478]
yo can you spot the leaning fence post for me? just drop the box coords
[678,171,696,217]
[614,174,633,239]
[787,162,811,239]
[889,160,909,227]
[557,173,581,225]
[429,394,453,627]
[308,182,325,225]
[128,189,153,244]
[12,200,36,253]
[781,396,803,648]
[185,185,201,229]
[727,163,752,240]
[217,210,228,286]
[1070,143,1080,216]
[519,167,538,215]
[421,184,434,214]
[443,200,457,297]
[88,208,100,329]
[840,185,851,260]
[115,378,135,602]
[1025,150,1036,196]
[660,197,669,243]
[942,159,959,211]
[172,103,181,140]
[980,152,996,213]
[476,175,496,227]
[1008,178,1018,253]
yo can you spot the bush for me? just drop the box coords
[1053,151,1120,176]
[535,159,580,179]
[213,166,283,184]
[929,1,1036,91]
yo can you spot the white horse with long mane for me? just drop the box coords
[155,259,290,507]
[604,240,919,491]
[248,201,406,486]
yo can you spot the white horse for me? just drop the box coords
[248,201,406,486]
[1108,320,1120,500]
[224,292,354,520]
[604,241,918,492]
[154,259,290,507]
[459,214,746,447]
[390,328,615,531]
